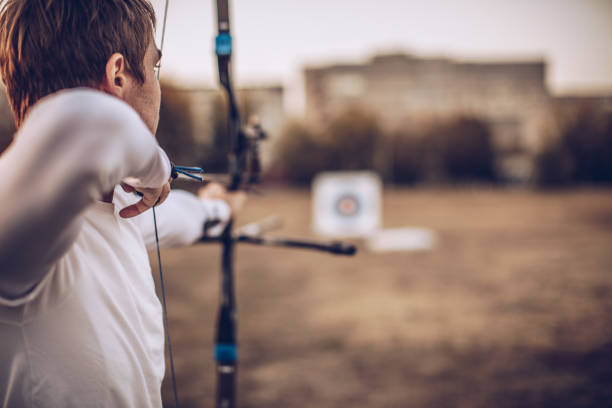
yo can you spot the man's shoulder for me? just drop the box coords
[22,88,137,131]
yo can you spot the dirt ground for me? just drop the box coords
[152,187,612,408]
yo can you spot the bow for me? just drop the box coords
[153,2,356,407]
[212,2,239,407]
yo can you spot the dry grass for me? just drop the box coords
[153,187,612,408]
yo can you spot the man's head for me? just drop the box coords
[0,0,160,131]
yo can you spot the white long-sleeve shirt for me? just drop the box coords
[0,89,229,407]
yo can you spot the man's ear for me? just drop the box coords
[99,53,129,98]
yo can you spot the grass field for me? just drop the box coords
[153,187,612,408]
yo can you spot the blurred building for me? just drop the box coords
[303,53,562,181]
[170,85,285,167]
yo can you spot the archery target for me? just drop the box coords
[312,171,381,237]
[335,194,360,217]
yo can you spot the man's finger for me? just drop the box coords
[155,183,171,206]
[121,182,135,193]
[119,199,152,218]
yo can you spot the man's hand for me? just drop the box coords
[119,181,171,218]
[198,182,246,214]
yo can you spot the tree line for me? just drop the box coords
[2,84,611,187]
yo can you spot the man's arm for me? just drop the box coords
[130,189,231,250]
[0,89,171,299]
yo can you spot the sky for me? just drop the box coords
[151,0,612,112]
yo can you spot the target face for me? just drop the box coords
[312,171,381,237]
[335,194,360,217]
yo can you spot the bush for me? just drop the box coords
[156,81,197,164]
[534,143,574,186]
[390,116,496,184]
[389,130,426,184]
[273,112,497,185]
[564,110,612,183]
[272,121,325,184]
[535,109,612,186]
[198,93,230,174]
[431,117,496,182]
[273,108,381,185]
[322,108,380,171]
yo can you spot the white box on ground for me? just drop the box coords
[367,228,436,252]
[312,171,382,238]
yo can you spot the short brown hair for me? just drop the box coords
[0,0,156,127]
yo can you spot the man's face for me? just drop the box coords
[123,37,162,134]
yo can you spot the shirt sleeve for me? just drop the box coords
[0,89,171,299]
[129,189,231,250]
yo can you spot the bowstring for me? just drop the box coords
[153,0,180,406]
[156,0,170,81]
[153,206,179,407]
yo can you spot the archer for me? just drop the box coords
[0,1,242,406]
